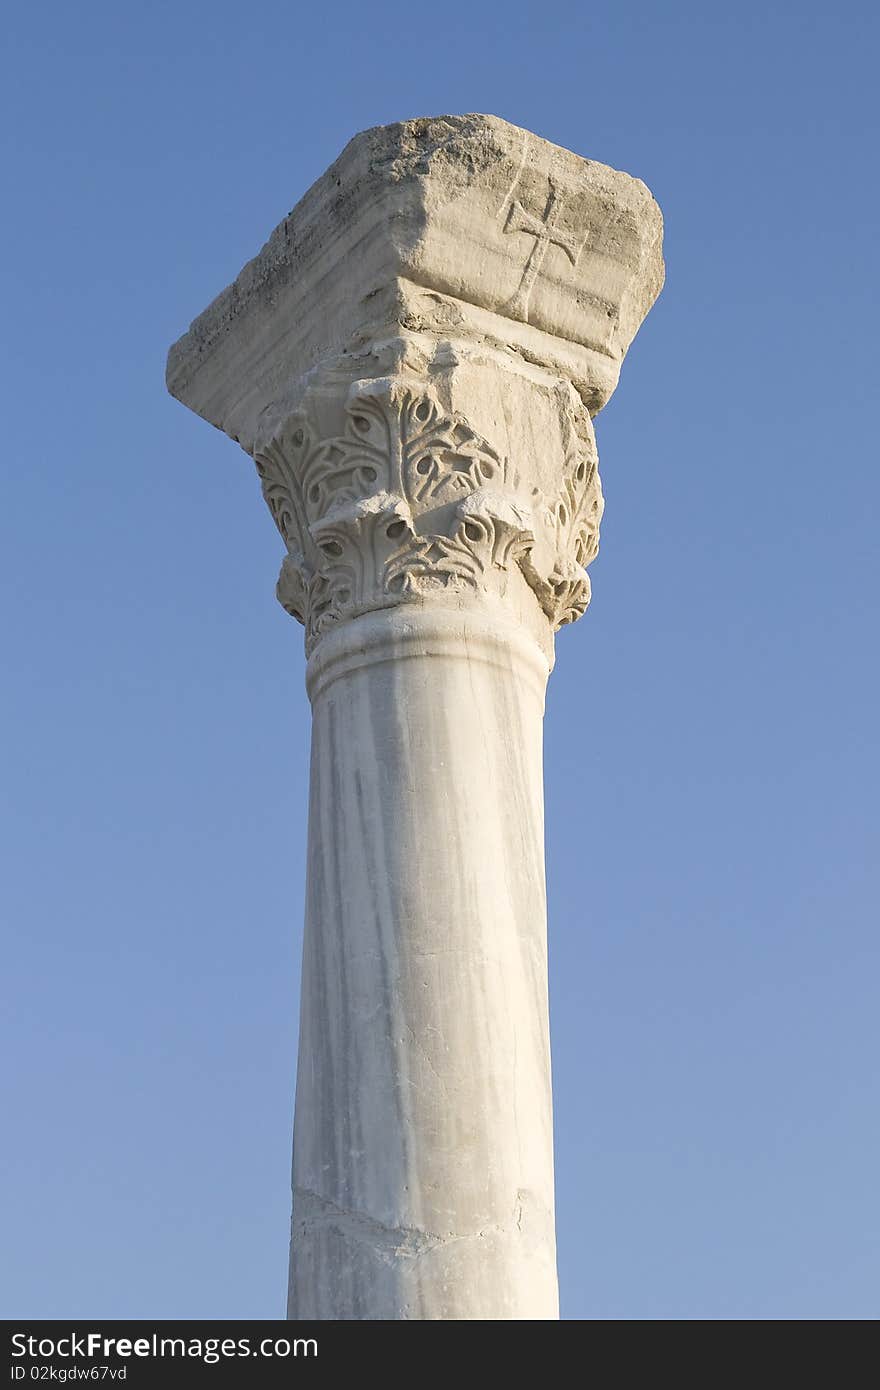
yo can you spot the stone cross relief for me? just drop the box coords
[504,181,585,321]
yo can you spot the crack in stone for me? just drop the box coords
[292,1186,515,1261]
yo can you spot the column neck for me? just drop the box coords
[305,602,551,708]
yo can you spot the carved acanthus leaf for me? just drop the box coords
[254,378,602,651]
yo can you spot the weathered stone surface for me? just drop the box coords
[166,114,663,448]
[166,114,663,1320]
[292,605,556,1319]
[255,348,601,660]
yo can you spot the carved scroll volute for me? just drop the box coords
[520,390,604,627]
[253,376,603,653]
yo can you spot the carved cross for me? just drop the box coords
[504,183,583,322]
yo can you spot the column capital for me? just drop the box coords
[166,114,663,653]
[254,349,602,655]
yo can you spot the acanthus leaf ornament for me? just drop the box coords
[254,377,603,652]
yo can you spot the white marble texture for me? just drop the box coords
[166,114,663,1319]
[291,605,556,1319]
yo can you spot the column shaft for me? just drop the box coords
[288,606,557,1319]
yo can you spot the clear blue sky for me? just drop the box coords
[2,1,877,1321]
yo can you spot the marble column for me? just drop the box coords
[166,114,663,1321]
